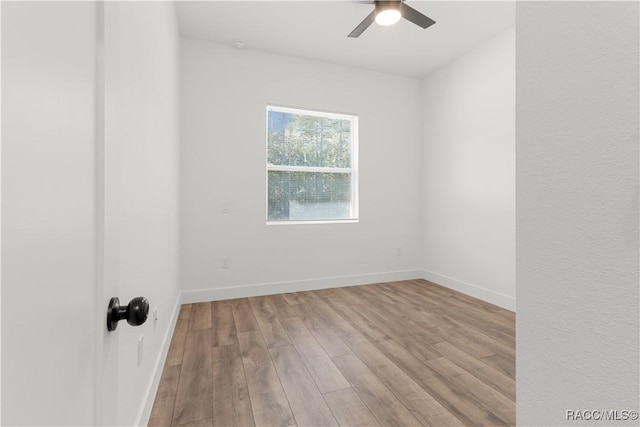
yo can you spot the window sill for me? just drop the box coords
[266,219,359,226]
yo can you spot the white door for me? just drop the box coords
[3,3,177,424]
[1,1,120,425]
[95,2,122,425]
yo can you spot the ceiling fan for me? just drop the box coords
[348,1,436,38]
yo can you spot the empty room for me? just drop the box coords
[2,1,638,427]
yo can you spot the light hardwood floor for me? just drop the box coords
[149,279,515,427]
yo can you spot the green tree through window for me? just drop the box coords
[267,106,358,222]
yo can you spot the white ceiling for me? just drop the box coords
[176,1,515,78]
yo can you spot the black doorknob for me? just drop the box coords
[107,296,149,332]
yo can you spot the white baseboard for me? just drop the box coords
[179,269,424,304]
[420,269,515,312]
[179,268,515,312]
[135,294,182,427]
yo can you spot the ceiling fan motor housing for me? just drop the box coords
[375,1,402,14]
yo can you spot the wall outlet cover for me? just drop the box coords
[137,335,144,367]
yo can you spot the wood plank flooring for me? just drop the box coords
[149,279,515,427]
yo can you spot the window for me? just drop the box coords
[266,105,358,223]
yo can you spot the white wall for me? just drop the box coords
[180,38,423,298]
[421,28,515,310]
[104,2,181,425]
[1,2,98,425]
[516,2,639,424]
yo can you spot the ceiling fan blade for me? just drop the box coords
[401,3,436,29]
[348,10,376,38]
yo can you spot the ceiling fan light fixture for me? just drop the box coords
[375,1,402,26]
[348,0,435,38]
[375,9,401,26]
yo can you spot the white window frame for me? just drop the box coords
[266,105,359,225]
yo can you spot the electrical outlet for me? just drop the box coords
[396,247,402,257]
[138,335,144,367]
[153,308,158,332]
[221,257,229,269]
[221,201,230,214]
